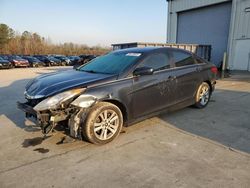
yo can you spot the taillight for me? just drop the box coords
[211,66,218,74]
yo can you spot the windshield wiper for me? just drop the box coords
[80,69,113,74]
[82,70,97,73]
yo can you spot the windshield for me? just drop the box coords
[13,56,22,60]
[78,52,141,74]
[29,57,37,61]
[49,57,58,61]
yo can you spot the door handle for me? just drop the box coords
[168,75,176,81]
[196,67,202,72]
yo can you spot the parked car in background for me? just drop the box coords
[18,47,217,144]
[78,55,97,65]
[53,55,70,66]
[0,56,12,69]
[33,55,47,62]
[45,56,62,66]
[33,55,47,60]
[68,56,80,66]
[22,56,45,67]
[34,55,61,66]
[72,55,97,68]
[6,55,29,67]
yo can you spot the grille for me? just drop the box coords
[40,113,50,122]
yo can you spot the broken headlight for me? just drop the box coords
[71,95,96,108]
[34,88,85,111]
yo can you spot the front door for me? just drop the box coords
[131,51,176,118]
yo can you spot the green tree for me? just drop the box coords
[21,31,32,54]
[0,23,14,53]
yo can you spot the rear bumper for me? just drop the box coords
[15,64,29,67]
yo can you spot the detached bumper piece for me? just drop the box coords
[17,101,51,134]
[17,101,37,118]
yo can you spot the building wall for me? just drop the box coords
[228,0,250,70]
[167,0,231,43]
[167,0,250,70]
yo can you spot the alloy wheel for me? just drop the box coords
[93,109,119,140]
[199,85,210,106]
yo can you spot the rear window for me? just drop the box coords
[195,57,206,64]
[172,51,196,67]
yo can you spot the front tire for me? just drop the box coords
[82,102,123,144]
[194,82,211,108]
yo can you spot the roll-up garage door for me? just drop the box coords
[177,2,232,67]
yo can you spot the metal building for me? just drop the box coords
[112,42,212,61]
[167,0,250,71]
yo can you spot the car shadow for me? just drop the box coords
[158,89,250,154]
[0,78,32,130]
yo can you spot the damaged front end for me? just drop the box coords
[17,88,97,139]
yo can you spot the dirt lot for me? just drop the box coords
[0,67,250,188]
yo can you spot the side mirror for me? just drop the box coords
[73,65,80,70]
[133,66,154,76]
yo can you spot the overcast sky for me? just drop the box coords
[0,0,168,47]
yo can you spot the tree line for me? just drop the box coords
[0,23,111,56]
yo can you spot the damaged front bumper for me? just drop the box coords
[17,101,77,135]
[17,101,67,134]
[17,101,53,133]
[17,94,96,139]
[17,101,37,118]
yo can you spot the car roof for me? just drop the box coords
[113,47,161,54]
[112,47,192,55]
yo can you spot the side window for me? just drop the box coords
[173,51,196,67]
[138,53,170,71]
[195,57,205,64]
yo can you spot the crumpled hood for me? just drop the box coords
[25,70,117,98]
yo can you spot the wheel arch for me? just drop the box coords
[204,80,212,93]
[101,99,128,123]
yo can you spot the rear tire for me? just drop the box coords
[82,102,123,145]
[194,82,211,109]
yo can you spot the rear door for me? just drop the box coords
[131,50,176,118]
[170,49,202,103]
